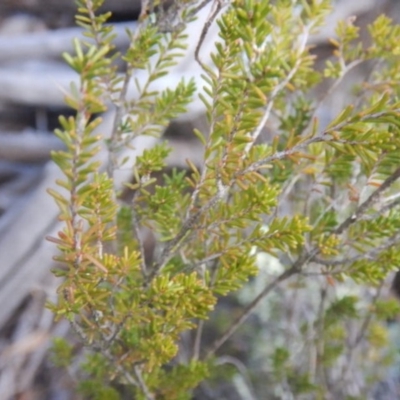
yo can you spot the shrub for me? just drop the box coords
[48,0,400,398]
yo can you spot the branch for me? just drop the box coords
[70,319,146,390]
[131,184,150,280]
[133,366,155,400]
[194,0,223,70]
[242,135,326,175]
[242,108,400,176]
[149,185,228,280]
[334,166,400,236]
[340,282,384,384]
[205,265,299,358]
[192,319,204,360]
[312,232,400,268]
[245,22,314,151]
[189,0,214,17]
[149,99,399,281]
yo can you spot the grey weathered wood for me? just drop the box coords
[0,0,141,17]
[0,130,63,162]
[0,22,135,63]
[0,20,219,123]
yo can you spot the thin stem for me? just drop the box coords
[133,366,155,400]
[314,284,331,392]
[150,184,227,280]
[193,319,204,360]
[108,69,133,175]
[245,22,313,152]
[70,319,141,388]
[340,282,384,384]
[205,146,400,359]
[189,0,214,18]
[194,0,223,70]
[130,183,149,279]
[334,166,400,236]
[205,265,298,358]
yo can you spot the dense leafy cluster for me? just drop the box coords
[48,0,400,398]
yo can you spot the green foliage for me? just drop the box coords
[48,0,400,398]
[50,337,74,368]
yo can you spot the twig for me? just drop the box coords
[193,319,204,360]
[132,211,149,280]
[205,244,326,358]
[130,184,149,279]
[243,108,400,177]
[133,365,155,400]
[189,0,214,17]
[108,68,133,176]
[334,166,400,236]
[311,59,363,123]
[215,355,256,400]
[245,23,313,152]
[70,319,142,388]
[150,183,228,280]
[205,265,298,358]
[314,284,332,392]
[353,283,383,348]
[340,282,384,384]
[194,0,223,70]
[242,135,327,175]
[360,195,400,221]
